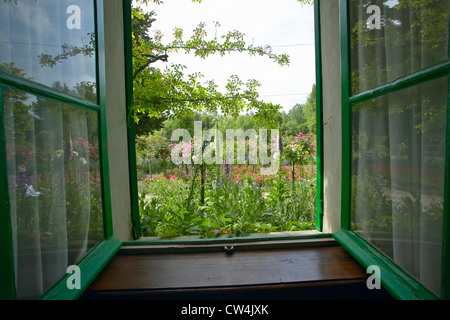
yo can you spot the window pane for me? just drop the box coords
[351,77,447,297]
[349,0,450,95]
[3,88,103,299]
[0,0,97,102]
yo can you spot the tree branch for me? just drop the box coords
[133,54,168,78]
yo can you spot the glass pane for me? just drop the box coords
[3,88,103,299]
[351,77,447,297]
[0,0,97,102]
[349,0,450,95]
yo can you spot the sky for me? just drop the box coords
[144,0,316,113]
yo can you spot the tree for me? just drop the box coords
[302,84,316,134]
[277,84,316,136]
[131,0,293,132]
[34,0,315,132]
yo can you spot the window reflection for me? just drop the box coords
[0,0,97,102]
[3,88,103,299]
[349,0,450,95]
[351,77,447,297]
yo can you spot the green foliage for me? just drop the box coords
[130,0,292,133]
[278,84,316,135]
[283,133,315,166]
[137,129,317,238]
[297,0,314,6]
[132,0,318,238]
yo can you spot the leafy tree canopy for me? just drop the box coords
[130,0,315,132]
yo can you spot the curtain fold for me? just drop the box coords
[3,91,103,299]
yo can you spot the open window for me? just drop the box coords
[334,0,450,300]
[127,0,325,242]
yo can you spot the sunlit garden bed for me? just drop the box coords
[137,132,317,238]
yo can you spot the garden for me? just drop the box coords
[136,127,318,238]
[129,1,319,239]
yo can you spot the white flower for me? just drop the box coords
[25,184,41,198]
[80,157,87,165]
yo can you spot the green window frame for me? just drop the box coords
[314,0,324,232]
[126,0,326,242]
[124,0,142,240]
[0,0,121,300]
[334,0,450,300]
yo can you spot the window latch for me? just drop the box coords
[224,245,234,255]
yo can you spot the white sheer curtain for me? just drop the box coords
[3,91,103,299]
[350,0,449,296]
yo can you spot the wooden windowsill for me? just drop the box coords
[82,238,393,300]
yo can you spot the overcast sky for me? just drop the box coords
[144,0,316,113]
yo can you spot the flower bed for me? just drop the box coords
[138,132,318,238]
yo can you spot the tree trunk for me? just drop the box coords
[292,162,295,191]
[201,163,205,206]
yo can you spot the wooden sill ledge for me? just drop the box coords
[82,239,393,300]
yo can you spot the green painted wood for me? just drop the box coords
[441,74,450,299]
[333,229,438,300]
[0,71,101,112]
[440,15,450,300]
[95,0,114,238]
[314,0,324,231]
[348,60,450,104]
[40,237,122,300]
[339,0,352,230]
[123,0,141,239]
[0,86,16,300]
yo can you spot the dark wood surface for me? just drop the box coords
[88,246,365,291]
[83,245,393,299]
